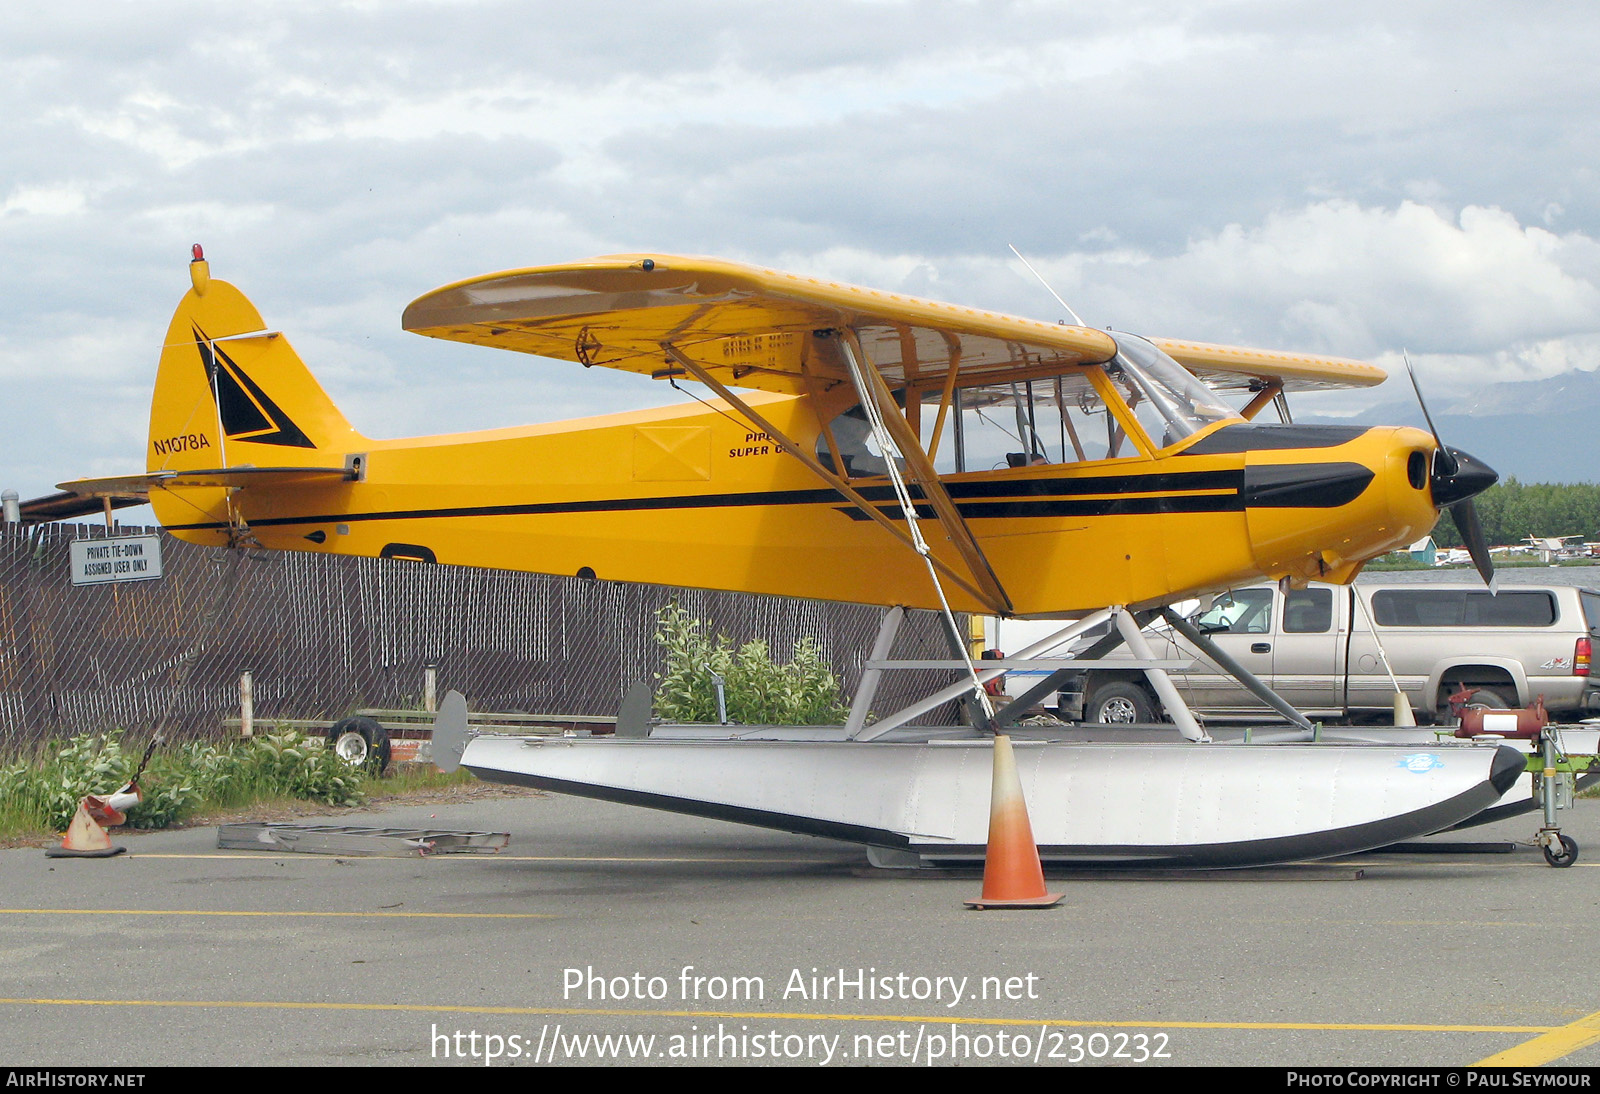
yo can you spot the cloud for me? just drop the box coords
[5,2,1600,496]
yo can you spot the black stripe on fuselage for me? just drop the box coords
[161,463,1370,532]
[1177,423,1369,454]
[839,492,1245,521]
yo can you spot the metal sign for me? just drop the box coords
[70,535,164,586]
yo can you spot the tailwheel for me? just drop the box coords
[1541,833,1578,868]
[328,715,392,775]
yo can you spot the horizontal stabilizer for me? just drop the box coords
[16,491,148,525]
[57,466,355,498]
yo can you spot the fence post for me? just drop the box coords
[240,670,253,738]
[424,663,437,713]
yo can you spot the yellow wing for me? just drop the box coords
[1152,338,1386,393]
[402,253,1386,395]
[401,254,1120,394]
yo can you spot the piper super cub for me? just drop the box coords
[43,248,1521,869]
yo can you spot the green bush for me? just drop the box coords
[228,731,366,808]
[1,730,140,831]
[0,728,366,836]
[652,602,849,725]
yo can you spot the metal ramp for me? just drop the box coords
[217,823,510,857]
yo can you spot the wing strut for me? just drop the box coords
[832,331,1005,727]
[1238,381,1283,421]
[838,330,1014,615]
[658,344,1003,613]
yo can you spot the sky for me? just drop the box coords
[4,0,1598,502]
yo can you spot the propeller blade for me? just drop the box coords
[1403,352,1457,478]
[1402,353,1495,589]
[1450,500,1496,591]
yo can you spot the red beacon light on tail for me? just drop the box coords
[189,244,209,295]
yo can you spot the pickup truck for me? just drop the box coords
[1017,581,1600,724]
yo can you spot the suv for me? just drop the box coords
[1048,581,1600,724]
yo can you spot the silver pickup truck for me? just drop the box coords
[1052,581,1600,724]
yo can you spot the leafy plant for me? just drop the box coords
[0,728,366,838]
[652,602,849,725]
[231,731,366,807]
[15,730,135,831]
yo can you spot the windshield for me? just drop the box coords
[1106,333,1240,444]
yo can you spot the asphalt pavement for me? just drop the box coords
[2,786,1598,1068]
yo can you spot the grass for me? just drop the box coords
[367,764,477,796]
[0,729,474,843]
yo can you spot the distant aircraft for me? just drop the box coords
[1525,534,1585,562]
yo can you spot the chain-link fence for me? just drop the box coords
[0,523,964,748]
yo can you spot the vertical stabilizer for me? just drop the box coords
[148,254,364,476]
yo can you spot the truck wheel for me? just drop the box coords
[1439,685,1514,723]
[328,716,391,775]
[1466,687,1515,710]
[1086,683,1157,724]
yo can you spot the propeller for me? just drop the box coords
[1403,353,1498,588]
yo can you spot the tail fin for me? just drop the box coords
[147,254,364,475]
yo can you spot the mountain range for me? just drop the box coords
[1303,368,1600,484]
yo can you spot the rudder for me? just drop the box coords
[147,252,364,475]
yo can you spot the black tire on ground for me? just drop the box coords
[1544,834,1579,868]
[1085,682,1158,724]
[328,716,391,775]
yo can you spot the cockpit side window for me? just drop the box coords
[912,370,1132,473]
[817,368,1153,477]
[816,404,896,478]
[814,348,1240,477]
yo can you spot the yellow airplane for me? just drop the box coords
[55,247,1497,618]
[37,247,1530,869]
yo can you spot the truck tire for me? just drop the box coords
[1086,682,1158,724]
[328,716,391,775]
[1439,685,1515,723]
[1465,687,1515,710]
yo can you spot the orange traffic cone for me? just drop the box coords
[965,735,1061,909]
[45,785,138,859]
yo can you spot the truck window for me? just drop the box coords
[1371,589,1558,627]
[1194,588,1274,634]
[1283,588,1333,633]
[1583,591,1600,637]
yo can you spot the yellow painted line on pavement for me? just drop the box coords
[1475,1007,1600,1066]
[129,853,841,863]
[0,908,553,919]
[0,996,1553,1034]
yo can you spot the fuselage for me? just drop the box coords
[154,391,1441,615]
[142,271,1451,615]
